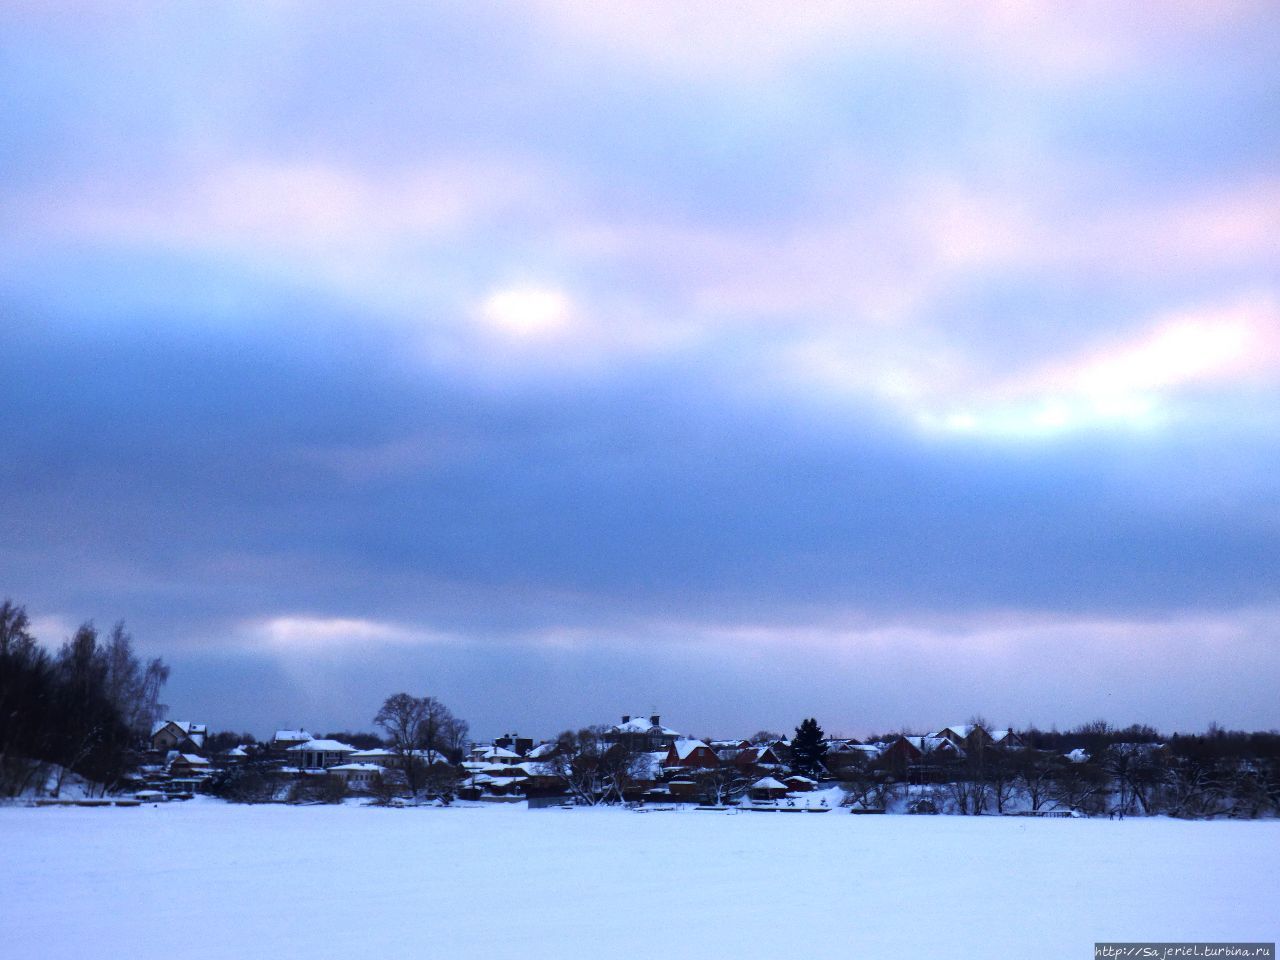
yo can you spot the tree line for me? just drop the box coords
[0,600,169,797]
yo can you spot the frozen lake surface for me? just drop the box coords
[2,799,1276,959]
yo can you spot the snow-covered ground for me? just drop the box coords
[2,799,1276,959]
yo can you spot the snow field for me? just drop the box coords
[1,800,1275,960]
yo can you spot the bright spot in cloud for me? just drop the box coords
[479,286,574,338]
[922,294,1278,438]
[247,616,437,651]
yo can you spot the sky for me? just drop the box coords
[2,2,1278,741]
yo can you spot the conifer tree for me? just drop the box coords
[791,717,828,777]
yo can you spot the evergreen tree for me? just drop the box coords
[791,717,828,777]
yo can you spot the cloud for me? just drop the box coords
[921,293,1280,436]
[526,0,1271,86]
[243,615,450,652]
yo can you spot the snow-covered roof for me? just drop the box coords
[172,753,210,766]
[512,761,558,778]
[611,716,681,736]
[990,729,1013,742]
[152,721,207,746]
[1065,748,1090,763]
[481,746,522,761]
[785,774,817,784]
[669,739,712,760]
[350,748,394,759]
[933,725,989,740]
[226,745,249,757]
[329,763,383,772]
[286,739,355,752]
[526,742,557,759]
[274,729,312,742]
[752,777,787,790]
[825,737,863,749]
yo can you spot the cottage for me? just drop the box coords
[664,739,720,769]
[749,777,789,802]
[151,721,208,755]
[732,744,786,772]
[168,753,212,779]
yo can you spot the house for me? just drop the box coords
[221,744,252,765]
[151,721,208,755]
[349,748,398,767]
[329,763,384,792]
[509,760,562,797]
[878,735,961,776]
[749,777,789,801]
[664,739,720,769]
[731,744,786,773]
[989,729,1025,749]
[271,729,313,757]
[286,739,357,770]
[526,742,557,761]
[478,746,523,766]
[931,725,993,752]
[825,743,882,773]
[493,733,534,757]
[603,714,682,753]
[710,740,751,761]
[168,753,212,779]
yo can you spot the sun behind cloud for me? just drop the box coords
[478,285,574,338]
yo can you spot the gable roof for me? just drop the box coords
[752,776,787,790]
[152,721,207,746]
[669,739,712,760]
[274,729,312,742]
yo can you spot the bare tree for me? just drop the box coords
[374,693,431,799]
[373,692,465,801]
[546,727,613,804]
[1013,749,1058,813]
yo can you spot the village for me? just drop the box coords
[125,713,1216,817]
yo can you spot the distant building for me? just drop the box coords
[271,729,313,758]
[286,739,357,770]
[663,739,720,769]
[603,714,682,753]
[151,721,207,755]
[494,733,534,757]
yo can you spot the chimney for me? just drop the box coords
[621,715,631,724]
[650,714,660,727]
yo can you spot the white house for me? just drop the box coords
[287,739,357,769]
